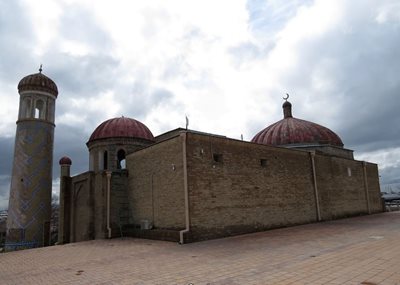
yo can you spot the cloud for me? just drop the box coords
[240,0,400,182]
[356,147,400,183]
[0,137,13,210]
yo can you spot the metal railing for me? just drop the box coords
[385,200,400,212]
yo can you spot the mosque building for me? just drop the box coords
[6,70,383,249]
[57,99,383,244]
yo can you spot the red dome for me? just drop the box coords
[18,71,58,97]
[88,117,154,143]
[251,101,343,147]
[59,156,72,165]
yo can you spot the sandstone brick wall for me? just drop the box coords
[365,163,383,212]
[185,133,318,241]
[69,172,95,242]
[315,156,382,220]
[110,170,130,237]
[184,132,382,241]
[63,130,382,244]
[127,136,186,230]
[93,172,107,239]
[63,170,130,242]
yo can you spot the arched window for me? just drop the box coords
[35,99,44,119]
[103,151,108,170]
[117,149,126,169]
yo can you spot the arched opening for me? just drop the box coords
[103,151,108,170]
[34,99,44,119]
[117,149,126,169]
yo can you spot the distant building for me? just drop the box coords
[58,97,383,244]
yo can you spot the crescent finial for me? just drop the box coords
[283,93,289,101]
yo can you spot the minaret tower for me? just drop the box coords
[6,66,58,251]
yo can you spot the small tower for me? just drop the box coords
[58,156,72,245]
[6,66,58,251]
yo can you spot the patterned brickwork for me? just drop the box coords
[1,212,400,285]
[6,121,54,250]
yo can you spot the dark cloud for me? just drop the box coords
[0,137,14,175]
[54,123,90,177]
[119,83,181,120]
[381,165,400,184]
[0,137,14,210]
[45,53,120,96]
[0,1,38,82]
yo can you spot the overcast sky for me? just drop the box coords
[1,0,400,210]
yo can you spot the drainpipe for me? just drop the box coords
[310,151,321,221]
[179,132,190,244]
[151,172,155,225]
[362,161,371,214]
[106,171,112,238]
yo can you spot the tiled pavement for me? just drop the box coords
[1,212,400,285]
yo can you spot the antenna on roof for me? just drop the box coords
[241,134,243,141]
[185,115,189,130]
[283,93,289,101]
[39,64,43,73]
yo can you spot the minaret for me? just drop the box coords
[6,66,58,251]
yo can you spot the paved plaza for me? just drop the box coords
[1,212,400,285]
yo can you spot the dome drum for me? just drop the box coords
[87,116,155,172]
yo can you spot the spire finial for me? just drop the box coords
[283,93,289,101]
[39,64,43,73]
[282,93,292,118]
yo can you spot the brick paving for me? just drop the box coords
[1,212,400,285]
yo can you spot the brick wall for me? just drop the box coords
[93,172,107,239]
[127,136,186,230]
[184,132,382,242]
[316,156,375,220]
[69,172,95,242]
[110,170,130,237]
[63,130,382,244]
[185,133,318,241]
[366,163,383,212]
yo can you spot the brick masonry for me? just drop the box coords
[127,136,186,230]
[126,131,382,242]
[60,130,382,244]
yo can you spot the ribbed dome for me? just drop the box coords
[251,100,343,147]
[88,117,155,143]
[18,71,58,97]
